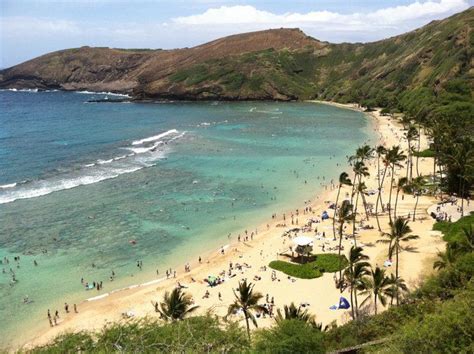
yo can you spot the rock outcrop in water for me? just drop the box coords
[0,7,472,102]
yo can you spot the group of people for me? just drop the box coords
[47,303,78,327]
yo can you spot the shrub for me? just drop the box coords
[433,213,474,243]
[31,315,249,353]
[390,286,474,353]
[324,301,435,351]
[413,148,435,157]
[253,319,326,354]
[455,253,474,278]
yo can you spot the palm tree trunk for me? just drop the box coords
[374,294,378,315]
[244,312,251,340]
[396,247,399,306]
[361,191,370,221]
[413,195,419,222]
[352,184,360,248]
[338,223,344,290]
[416,126,421,177]
[388,165,395,225]
[375,167,388,231]
[333,185,342,240]
[350,285,355,319]
[394,187,400,219]
[354,288,359,318]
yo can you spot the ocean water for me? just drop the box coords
[0,90,371,347]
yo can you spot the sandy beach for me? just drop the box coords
[17,102,471,351]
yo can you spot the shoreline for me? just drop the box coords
[11,101,448,351]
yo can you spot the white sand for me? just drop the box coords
[19,103,461,350]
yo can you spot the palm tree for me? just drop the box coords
[457,225,474,253]
[348,145,373,211]
[385,146,406,223]
[154,287,199,321]
[386,273,408,306]
[332,172,352,240]
[354,144,374,162]
[343,246,370,318]
[358,182,370,221]
[433,245,457,271]
[351,161,369,246]
[361,266,392,315]
[394,177,408,218]
[375,146,389,231]
[405,125,418,182]
[411,176,426,221]
[415,123,422,177]
[337,200,353,287]
[378,218,419,305]
[275,302,315,324]
[227,280,267,340]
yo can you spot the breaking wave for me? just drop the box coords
[75,91,130,97]
[0,129,185,204]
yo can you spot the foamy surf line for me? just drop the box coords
[0,183,17,189]
[0,129,185,204]
[86,277,167,302]
[76,90,130,97]
[132,129,179,145]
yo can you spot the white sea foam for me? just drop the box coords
[76,90,130,97]
[254,110,283,114]
[97,159,113,164]
[127,141,163,154]
[0,130,184,204]
[132,129,179,145]
[1,88,39,93]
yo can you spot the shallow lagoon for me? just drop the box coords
[0,91,371,347]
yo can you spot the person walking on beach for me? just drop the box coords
[74,304,78,313]
[64,303,69,313]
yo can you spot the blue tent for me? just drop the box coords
[338,296,350,309]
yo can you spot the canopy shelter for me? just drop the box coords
[292,235,313,246]
[293,235,313,262]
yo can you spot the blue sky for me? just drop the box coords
[1,0,471,67]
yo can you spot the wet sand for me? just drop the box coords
[18,102,471,351]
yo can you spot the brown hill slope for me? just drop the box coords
[0,8,472,101]
[0,28,325,97]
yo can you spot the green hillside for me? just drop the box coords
[158,8,472,105]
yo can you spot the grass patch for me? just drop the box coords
[433,212,474,243]
[269,254,348,279]
[413,149,435,157]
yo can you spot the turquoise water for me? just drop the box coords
[0,91,371,347]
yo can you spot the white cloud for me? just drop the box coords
[1,0,470,67]
[172,0,469,28]
[2,16,81,36]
